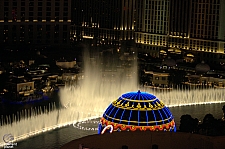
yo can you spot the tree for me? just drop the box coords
[201,114,218,136]
[179,114,199,133]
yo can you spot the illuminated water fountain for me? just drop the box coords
[0,48,138,147]
[0,47,225,147]
[149,88,225,107]
[1,86,224,147]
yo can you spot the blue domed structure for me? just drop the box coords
[98,90,176,134]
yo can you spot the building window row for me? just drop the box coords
[1,24,69,44]
[3,1,68,7]
[4,7,66,13]
[189,39,218,53]
[134,32,223,54]
[136,33,167,47]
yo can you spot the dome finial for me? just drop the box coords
[138,90,141,93]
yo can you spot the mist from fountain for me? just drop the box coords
[59,47,138,114]
[145,87,225,106]
[0,46,138,147]
[0,46,225,147]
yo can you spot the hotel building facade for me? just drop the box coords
[71,0,135,48]
[135,0,170,57]
[0,0,71,46]
[0,0,225,64]
[135,0,225,64]
[71,0,225,64]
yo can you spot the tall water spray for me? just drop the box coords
[0,45,139,146]
[59,46,138,114]
[0,45,225,147]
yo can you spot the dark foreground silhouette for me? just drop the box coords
[179,105,225,136]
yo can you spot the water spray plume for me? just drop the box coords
[0,46,225,147]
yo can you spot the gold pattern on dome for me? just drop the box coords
[136,103,141,109]
[149,103,153,109]
[144,105,147,109]
[116,100,122,105]
[112,99,165,111]
[125,102,129,107]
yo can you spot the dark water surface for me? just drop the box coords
[9,103,224,149]
[0,92,60,125]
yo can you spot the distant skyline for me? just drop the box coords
[0,0,71,45]
[0,0,225,65]
[72,0,225,64]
